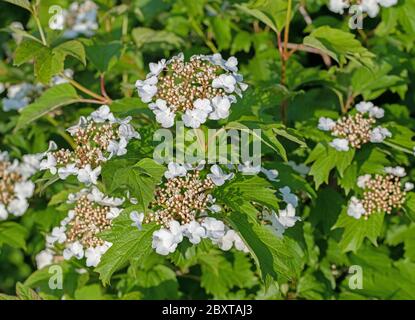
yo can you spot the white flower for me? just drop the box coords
[279,186,298,208]
[106,207,122,220]
[368,106,384,119]
[318,117,336,131]
[63,241,84,260]
[357,174,371,189]
[136,76,158,103]
[347,196,366,219]
[8,197,29,216]
[182,108,209,128]
[328,0,350,14]
[330,138,350,151]
[149,59,166,76]
[77,165,101,185]
[85,247,102,267]
[377,0,398,7]
[261,168,279,181]
[385,166,406,177]
[182,221,206,244]
[107,137,128,157]
[238,161,261,175]
[50,226,67,244]
[370,126,391,143]
[216,230,237,251]
[263,210,285,237]
[164,162,187,179]
[404,182,414,192]
[202,217,226,240]
[212,74,237,93]
[277,204,300,228]
[40,153,57,175]
[36,249,54,269]
[58,163,78,179]
[224,57,238,73]
[360,0,380,17]
[14,181,35,199]
[118,123,140,140]
[89,105,115,123]
[207,165,234,186]
[67,116,88,136]
[130,211,144,230]
[355,101,374,114]
[149,99,175,128]
[0,204,8,220]
[209,96,231,120]
[233,233,249,252]
[287,161,310,176]
[152,222,183,256]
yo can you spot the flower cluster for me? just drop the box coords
[318,101,391,151]
[130,162,249,255]
[36,187,123,269]
[347,166,412,219]
[49,0,98,38]
[40,105,140,185]
[329,0,398,17]
[0,151,41,220]
[135,53,248,128]
[1,69,73,112]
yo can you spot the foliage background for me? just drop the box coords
[0,0,415,300]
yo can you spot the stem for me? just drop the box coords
[100,74,112,101]
[286,43,332,66]
[62,75,108,103]
[279,0,292,125]
[32,5,47,46]
[79,98,108,105]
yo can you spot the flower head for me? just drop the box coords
[135,53,247,128]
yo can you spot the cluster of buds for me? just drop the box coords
[130,162,248,255]
[0,151,41,220]
[318,101,391,151]
[347,166,413,219]
[135,53,248,128]
[328,0,398,18]
[37,187,123,269]
[146,170,215,227]
[49,0,98,38]
[40,105,140,185]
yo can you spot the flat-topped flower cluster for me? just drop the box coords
[0,151,41,220]
[135,53,247,128]
[318,101,391,151]
[40,105,140,185]
[347,166,413,219]
[130,162,300,256]
[36,187,123,269]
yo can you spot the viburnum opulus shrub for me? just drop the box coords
[0,0,414,300]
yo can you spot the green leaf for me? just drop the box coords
[16,282,42,300]
[333,209,385,253]
[102,158,165,211]
[225,202,303,285]
[15,84,80,131]
[0,221,28,249]
[132,27,184,49]
[4,0,32,13]
[54,40,86,66]
[85,41,122,72]
[303,26,375,68]
[95,214,159,285]
[14,40,45,66]
[218,175,279,212]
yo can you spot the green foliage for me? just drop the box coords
[1,0,415,301]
